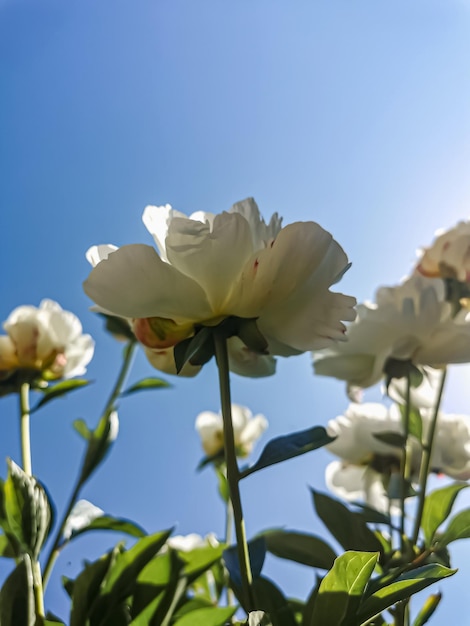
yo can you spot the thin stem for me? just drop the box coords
[32,559,45,618]
[411,368,447,546]
[19,382,32,476]
[225,498,236,607]
[42,340,137,589]
[214,332,254,613]
[399,372,411,553]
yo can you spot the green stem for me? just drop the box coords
[32,559,45,618]
[399,372,411,553]
[42,340,137,589]
[19,382,32,476]
[225,498,236,607]
[411,368,447,546]
[214,332,254,613]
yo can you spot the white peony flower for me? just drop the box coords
[416,220,470,282]
[0,299,94,380]
[167,532,218,552]
[313,275,470,390]
[63,499,104,540]
[195,403,268,458]
[84,198,356,377]
[325,402,470,509]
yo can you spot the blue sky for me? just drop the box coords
[2,0,470,621]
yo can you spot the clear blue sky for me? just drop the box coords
[2,0,470,621]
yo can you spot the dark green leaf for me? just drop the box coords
[308,551,379,626]
[0,533,17,558]
[69,548,117,626]
[252,577,297,626]
[421,483,468,545]
[33,379,91,411]
[439,507,470,546]
[242,427,335,478]
[312,490,384,555]
[357,564,455,622]
[224,536,266,588]
[0,555,35,626]
[237,319,268,354]
[351,503,391,527]
[121,377,170,396]
[65,515,147,543]
[4,459,53,559]
[412,592,442,626]
[372,432,405,448]
[263,530,336,570]
[174,327,214,373]
[173,606,236,626]
[98,314,136,341]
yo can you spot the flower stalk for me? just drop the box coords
[399,371,411,553]
[412,368,447,546]
[19,381,32,476]
[214,331,254,612]
[42,339,137,589]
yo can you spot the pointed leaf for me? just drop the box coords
[178,543,225,580]
[412,592,442,626]
[66,515,147,543]
[251,577,297,626]
[79,411,119,486]
[398,405,423,442]
[242,427,335,478]
[73,419,92,441]
[98,313,136,341]
[173,606,236,626]
[121,377,170,396]
[263,530,336,570]
[33,379,91,411]
[372,432,405,448]
[0,555,35,626]
[421,483,468,545]
[174,327,214,373]
[309,551,379,626]
[439,507,470,546]
[357,564,456,622]
[312,490,384,554]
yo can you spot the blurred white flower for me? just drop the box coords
[63,499,104,540]
[386,366,442,409]
[416,220,470,282]
[313,275,470,390]
[167,532,218,552]
[84,198,356,377]
[325,402,470,509]
[0,299,94,380]
[195,403,268,458]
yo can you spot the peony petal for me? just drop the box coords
[86,244,119,267]
[143,346,201,377]
[0,336,19,370]
[142,204,185,261]
[231,404,251,438]
[239,414,268,449]
[83,244,212,322]
[165,212,254,315]
[195,411,224,456]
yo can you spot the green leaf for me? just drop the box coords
[70,548,118,626]
[357,564,456,623]
[263,530,337,570]
[178,543,225,581]
[79,411,119,486]
[33,379,91,411]
[73,419,92,441]
[242,427,335,478]
[439,507,470,546]
[421,483,468,545]
[412,592,442,626]
[65,515,147,543]
[372,432,405,448]
[121,377,171,396]
[398,404,423,442]
[4,459,53,559]
[216,467,229,503]
[0,533,17,558]
[312,490,384,555]
[237,318,268,354]
[308,551,379,626]
[173,606,236,626]
[174,327,214,373]
[99,530,173,599]
[251,577,297,626]
[0,555,35,626]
